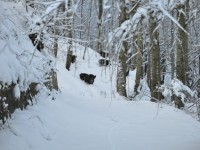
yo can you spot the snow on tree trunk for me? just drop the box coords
[174,2,189,108]
[116,0,128,97]
[117,47,128,97]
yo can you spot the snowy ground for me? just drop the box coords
[1,46,200,150]
[0,1,200,150]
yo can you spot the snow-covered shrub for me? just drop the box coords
[160,78,197,104]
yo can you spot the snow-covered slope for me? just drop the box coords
[1,44,200,150]
[0,1,53,89]
[0,1,200,150]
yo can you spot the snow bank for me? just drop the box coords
[0,1,200,150]
[0,44,200,150]
[0,1,53,91]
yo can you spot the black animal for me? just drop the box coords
[80,73,96,84]
[28,33,44,51]
[99,59,110,66]
[99,51,109,58]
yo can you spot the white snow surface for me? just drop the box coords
[0,1,200,150]
[0,1,54,91]
[1,45,200,150]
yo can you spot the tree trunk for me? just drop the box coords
[79,0,84,39]
[134,21,143,95]
[97,0,103,53]
[53,37,58,57]
[149,12,161,102]
[65,0,73,71]
[45,70,59,91]
[130,1,140,71]
[147,46,151,90]
[117,46,128,97]
[116,0,128,97]
[83,0,93,60]
[66,49,73,70]
[176,4,188,86]
[174,2,189,108]
[0,82,38,124]
[170,12,175,80]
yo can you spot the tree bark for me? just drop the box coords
[116,0,128,97]
[174,2,189,108]
[117,46,128,97]
[65,0,73,71]
[134,21,143,95]
[97,0,103,53]
[176,4,188,86]
[149,12,161,102]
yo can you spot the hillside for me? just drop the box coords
[0,1,200,150]
[0,44,200,150]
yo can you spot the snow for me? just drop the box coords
[160,79,197,101]
[1,44,200,150]
[0,1,53,91]
[108,0,188,52]
[153,0,188,34]
[0,1,200,150]
[13,84,20,100]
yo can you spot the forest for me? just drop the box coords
[0,0,200,149]
[18,0,200,115]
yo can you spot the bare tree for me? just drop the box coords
[116,0,128,97]
[134,20,143,96]
[174,1,189,108]
[65,0,74,71]
[149,11,161,102]
[97,0,103,53]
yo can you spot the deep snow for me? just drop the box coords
[0,1,200,150]
[1,46,200,150]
